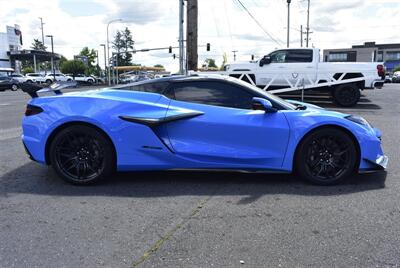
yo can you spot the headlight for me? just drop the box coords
[224,65,230,71]
[345,115,371,128]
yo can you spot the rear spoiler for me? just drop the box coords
[20,81,78,98]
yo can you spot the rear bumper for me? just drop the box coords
[366,80,384,89]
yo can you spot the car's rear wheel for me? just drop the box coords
[49,125,115,185]
[46,79,53,84]
[11,84,18,91]
[295,127,357,185]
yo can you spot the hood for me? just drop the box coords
[224,61,257,71]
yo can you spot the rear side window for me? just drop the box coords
[171,81,254,110]
[286,50,313,63]
[116,82,169,95]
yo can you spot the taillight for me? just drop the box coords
[25,104,43,116]
[377,64,385,76]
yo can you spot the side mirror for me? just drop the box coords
[259,56,271,67]
[252,97,276,113]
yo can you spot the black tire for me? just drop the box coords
[26,80,33,83]
[333,84,360,107]
[45,79,53,84]
[87,79,94,84]
[67,79,72,82]
[11,84,18,91]
[49,125,115,185]
[295,127,357,185]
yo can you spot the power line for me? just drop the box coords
[234,0,284,46]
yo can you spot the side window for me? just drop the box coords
[286,50,313,63]
[269,50,288,63]
[116,82,170,96]
[172,81,254,110]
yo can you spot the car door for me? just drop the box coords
[164,80,291,169]
[284,49,316,86]
[257,50,288,86]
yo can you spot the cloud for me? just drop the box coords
[315,0,364,13]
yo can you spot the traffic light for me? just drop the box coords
[206,43,210,51]
[251,55,254,60]
[168,46,172,53]
[173,54,176,59]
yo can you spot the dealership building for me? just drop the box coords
[0,25,60,74]
[323,42,400,72]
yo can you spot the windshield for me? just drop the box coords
[226,76,296,110]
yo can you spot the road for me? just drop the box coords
[0,84,399,267]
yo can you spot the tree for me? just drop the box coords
[394,66,400,73]
[79,47,98,75]
[220,53,228,70]
[60,60,86,78]
[154,64,164,68]
[112,27,135,66]
[22,67,34,74]
[31,39,47,51]
[204,58,217,68]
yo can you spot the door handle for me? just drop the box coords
[305,66,313,68]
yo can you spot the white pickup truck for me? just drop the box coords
[221,48,385,107]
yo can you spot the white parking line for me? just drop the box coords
[0,127,22,141]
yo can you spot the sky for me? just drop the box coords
[0,0,399,72]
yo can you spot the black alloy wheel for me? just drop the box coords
[49,125,115,185]
[333,84,360,107]
[296,128,357,185]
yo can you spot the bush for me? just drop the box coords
[22,67,34,74]
[60,60,86,78]
[394,66,400,73]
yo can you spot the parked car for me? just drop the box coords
[9,73,28,83]
[21,75,387,185]
[0,76,19,91]
[44,73,73,83]
[392,71,400,83]
[25,73,47,83]
[70,74,96,84]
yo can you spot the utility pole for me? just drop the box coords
[186,0,198,71]
[39,17,45,45]
[286,0,291,48]
[232,50,238,61]
[178,0,185,74]
[300,25,303,47]
[306,0,310,47]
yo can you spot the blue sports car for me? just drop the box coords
[21,76,388,185]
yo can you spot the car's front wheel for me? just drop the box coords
[11,84,18,91]
[295,127,357,185]
[49,125,115,185]
[45,79,53,84]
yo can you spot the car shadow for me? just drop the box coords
[0,162,387,204]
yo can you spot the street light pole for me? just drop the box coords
[287,0,291,48]
[100,44,106,79]
[39,17,45,45]
[46,35,55,80]
[106,19,122,85]
[178,0,185,74]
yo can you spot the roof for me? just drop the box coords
[111,74,231,89]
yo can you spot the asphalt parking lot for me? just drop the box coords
[0,84,399,267]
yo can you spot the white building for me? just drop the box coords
[0,25,22,72]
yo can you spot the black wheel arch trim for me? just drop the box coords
[45,121,117,165]
[293,124,361,172]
